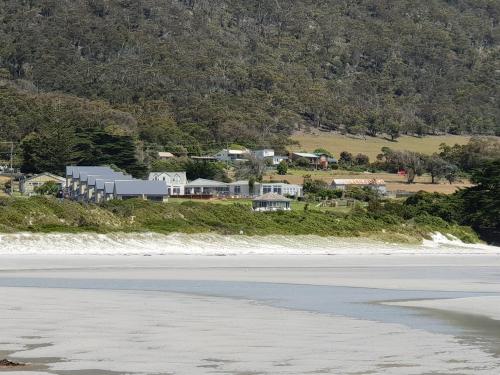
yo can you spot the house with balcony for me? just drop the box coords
[148,172,187,196]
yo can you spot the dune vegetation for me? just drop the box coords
[0,196,479,244]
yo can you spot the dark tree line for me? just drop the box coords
[0,0,497,153]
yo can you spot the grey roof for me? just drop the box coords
[185,178,228,187]
[81,171,125,183]
[114,180,168,196]
[95,177,133,190]
[88,173,131,186]
[104,182,115,194]
[253,193,291,202]
[67,166,114,179]
[292,152,319,159]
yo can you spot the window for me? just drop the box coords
[263,185,272,194]
[234,186,241,195]
[172,187,181,195]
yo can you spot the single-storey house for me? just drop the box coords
[252,193,291,212]
[113,180,169,201]
[148,172,187,196]
[185,178,230,196]
[330,179,387,195]
[20,173,66,196]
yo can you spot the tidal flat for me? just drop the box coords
[0,235,500,374]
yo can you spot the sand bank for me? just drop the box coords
[387,296,500,321]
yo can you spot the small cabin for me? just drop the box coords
[20,173,66,196]
[252,193,291,212]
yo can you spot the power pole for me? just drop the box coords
[9,141,14,195]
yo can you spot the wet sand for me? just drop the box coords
[0,253,500,374]
[1,286,500,375]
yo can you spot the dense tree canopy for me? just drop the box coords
[0,0,498,156]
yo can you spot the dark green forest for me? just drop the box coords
[0,0,499,159]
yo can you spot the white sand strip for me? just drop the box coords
[386,296,500,321]
[2,254,500,293]
[1,287,500,375]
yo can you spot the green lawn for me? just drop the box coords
[168,196,354,213]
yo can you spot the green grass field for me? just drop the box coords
[291,132,472,160]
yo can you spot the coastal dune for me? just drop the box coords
[0,232,499,256]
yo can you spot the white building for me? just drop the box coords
[253,149,274,160]
[259,183,303,197]
[214,149,250,163]
[185,178,230,196]
[252,193,291,212]
[148,172,188,196]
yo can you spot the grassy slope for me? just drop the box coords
[0,197,479,244]
[291,133,472,160]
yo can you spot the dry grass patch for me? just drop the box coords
[291,132,471,160]
[264,170,471,194]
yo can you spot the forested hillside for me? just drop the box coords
[0,0,498,154]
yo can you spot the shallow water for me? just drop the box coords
[1,277,499,354]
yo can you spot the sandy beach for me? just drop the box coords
[1,233,500,374]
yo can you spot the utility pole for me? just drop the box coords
[9,141,14,195]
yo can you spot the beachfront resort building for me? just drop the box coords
[252,193,292,212]
[113,180,169,201]
[184,179,303,198]
[184,178,230,196]
[65,166,169,203]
